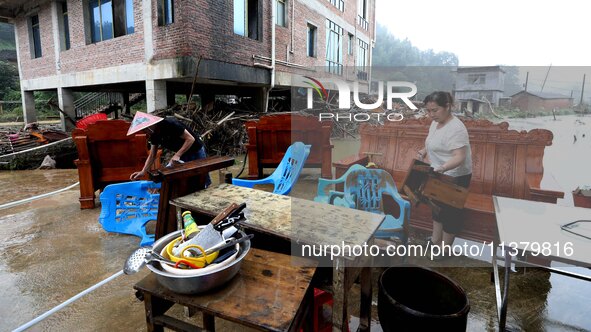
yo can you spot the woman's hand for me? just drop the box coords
[130,170,145,181]
[416,149,426,160]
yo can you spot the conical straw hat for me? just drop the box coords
[127,112,164,136]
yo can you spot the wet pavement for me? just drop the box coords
[1,115,591,331]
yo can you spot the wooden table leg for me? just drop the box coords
[203,312,215,331]
[142,292,174,332]
[359,266,372,332]
[332,257,349,332]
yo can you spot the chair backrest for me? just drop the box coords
[72,119,153,184]
[270,142,311,195]
[343,168,400,214]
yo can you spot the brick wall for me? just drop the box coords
[16,0,145,80]
[59,0,145,74]
[17,2,57,80]
[14,0,375,83]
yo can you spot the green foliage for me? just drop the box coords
[371,24,459,99]
[373,24,459,67]
[0,22,15,50]
[0,60,19,100]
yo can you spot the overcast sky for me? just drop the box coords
[375,0,591,67]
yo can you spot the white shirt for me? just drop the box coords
[425,116,472,177]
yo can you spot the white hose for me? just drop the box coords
[12,270,124,332]
[0,182,80,211]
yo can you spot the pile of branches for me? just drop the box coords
[154,99,263,156]
[303,94,423,139]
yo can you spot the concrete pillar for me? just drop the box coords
[58,87,76,131]
[167,89,176,106]
[145,80,167,113]
[122,92,130,114]
[254,87,270,112]
[21,90,37,124]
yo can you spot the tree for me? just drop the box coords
[0,60,19,100]
[372,24,459,99]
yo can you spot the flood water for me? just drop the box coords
[502,114,591,206]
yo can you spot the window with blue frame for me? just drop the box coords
[325,19,343,75]
[61,2,71,50]
[234,0,260,40]
[30,15,42,58]
[157,0,173,26]
[88,0,134,43]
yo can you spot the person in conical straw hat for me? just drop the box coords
[128,112,211,187]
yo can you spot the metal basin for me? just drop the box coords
[147,229,251,294]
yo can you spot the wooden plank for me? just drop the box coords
[134,248,317,332]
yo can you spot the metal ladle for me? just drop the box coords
[123,247,178,275]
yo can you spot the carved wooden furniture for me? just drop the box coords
[72,120,159,209]
[245,114,333,179]
[334,118,565,243]
[134,248,317,332]
[148,156,234,240]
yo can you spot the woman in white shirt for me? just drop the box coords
[417,91,472,259]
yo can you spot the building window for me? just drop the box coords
[325,20,343,75]
[30,15,42,58]
[157,0,173,26]
[306,23,316,57]
[348,33,353,55]
[88,0,134,43]
[357,0,368,30]
[328,0,344,11]
[234,0,259,40]
[276,0,286,27]
[60,3,71,50]
[357,38,369,80]
[468,74,486,85]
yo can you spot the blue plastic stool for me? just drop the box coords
[99,181,161,246]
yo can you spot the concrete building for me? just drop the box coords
[510,90,573,111]
[0,0,376,130]
[454,66,505,113]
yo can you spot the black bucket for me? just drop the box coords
[378,265,470,332]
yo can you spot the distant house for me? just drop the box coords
[454,66,505,113]
[510,91,573,111]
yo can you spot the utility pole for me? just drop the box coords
[580,74,586,106]
[524,72,529,92]
[541,64,552,93]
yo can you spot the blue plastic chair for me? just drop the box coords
[232,142,311,195]
[99,181,161,246]
[332,166,410,244]
[313,164,366,204]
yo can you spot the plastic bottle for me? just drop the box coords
[182,211,199,239]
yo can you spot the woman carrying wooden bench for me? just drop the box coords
[417,91,472,259]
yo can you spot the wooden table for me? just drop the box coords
[492,196,591,330]
[149,156,234,239]
[134,248,317,332]
[171,184,386,332]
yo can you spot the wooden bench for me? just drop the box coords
[72,120,160,209]
[245,114,333,179]
[334,117,565,243]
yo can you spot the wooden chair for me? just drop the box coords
[72,119,160,209]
